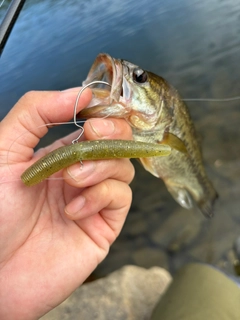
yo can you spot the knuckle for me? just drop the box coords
[101,179,133,208]
[100,179,112,196]
[115,159,135,184]
[128,161,135,183]
[19,91,38,104]
[110,118,132,139]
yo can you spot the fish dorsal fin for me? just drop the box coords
[160,132,187,154]
[166,184,193,209]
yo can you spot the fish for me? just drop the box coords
[21,139,171,186]
[78,53,218,218]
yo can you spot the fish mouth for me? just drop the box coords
[78,53,130,118]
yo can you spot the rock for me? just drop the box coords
[133,247,169,270]
[40,265,172,320]
[151,208,204,251]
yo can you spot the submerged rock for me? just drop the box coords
[41,265,172,320]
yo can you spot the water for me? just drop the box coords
[1,0,240,276]
[1,0,240,116]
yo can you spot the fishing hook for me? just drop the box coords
[72,80,111,144]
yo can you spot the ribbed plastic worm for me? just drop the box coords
[21,139,171,186]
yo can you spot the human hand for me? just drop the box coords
[0,89,134,320]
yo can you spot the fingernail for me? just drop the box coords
[65,196,86,216]
[89,119,115,137]
[67,161,96,181]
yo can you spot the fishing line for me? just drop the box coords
[182,96,240,102]
[5,81,111,184]
[0,0,5,8]
[4,83,240,185]
[4,79,114,185]
[5,120,85,182]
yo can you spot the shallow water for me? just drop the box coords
[1,0,240,276]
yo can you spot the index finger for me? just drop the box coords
[0,88,92,163]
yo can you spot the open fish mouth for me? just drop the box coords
[79,53,130,118]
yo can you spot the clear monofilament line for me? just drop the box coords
[183,96,240,102]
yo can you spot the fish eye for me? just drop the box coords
[132,68,148,84]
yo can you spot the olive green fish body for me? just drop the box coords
[80,54,217,217]
[21,139,171,186]
[131,73,217,217]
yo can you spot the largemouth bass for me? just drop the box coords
[78,53,218,218]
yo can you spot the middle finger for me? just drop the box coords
[63,158,135,188]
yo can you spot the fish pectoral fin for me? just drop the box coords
[166,183,193,209]
[197,192,218,219]
[159,132,187,154]
[139,157,159,177]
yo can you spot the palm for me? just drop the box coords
[1,158,108,314]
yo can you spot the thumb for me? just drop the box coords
[0,88,92,164]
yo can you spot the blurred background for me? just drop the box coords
[1,0,240,277]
